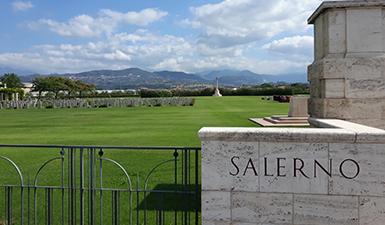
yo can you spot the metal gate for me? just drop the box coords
[0,144,201,225]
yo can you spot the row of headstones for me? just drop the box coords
[0,97,195,109]
[0,93,19,101]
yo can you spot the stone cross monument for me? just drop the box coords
[308,0,385,129]
[213,77,222,97]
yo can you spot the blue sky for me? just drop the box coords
[0,0,322,74]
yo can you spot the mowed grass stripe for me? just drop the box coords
[0,96,288,146]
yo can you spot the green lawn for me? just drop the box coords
[0,96,288,224]
[0,96,288,146]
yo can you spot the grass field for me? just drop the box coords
[0,96,288,224]
[0,96,288,146]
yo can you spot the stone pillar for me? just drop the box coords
[308,0,385,129]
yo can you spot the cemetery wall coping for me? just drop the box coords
[199,118,385,143]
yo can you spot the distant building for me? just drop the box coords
[22,82,33,93]
[95,89,137,94]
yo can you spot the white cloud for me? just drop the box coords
[12,1,33,11]
[263,35,313,56]
[0,30,310,75]
[3,0,319,75]
[152,53,308,75]
[29,8,168,37]
[187,0,321,47]
[100,8,167,26]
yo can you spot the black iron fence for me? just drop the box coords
[0,144,201,225]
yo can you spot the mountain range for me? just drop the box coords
[10,67,307,89]
[0,66,35,76]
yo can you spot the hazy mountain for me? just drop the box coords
[0,66,35,76]
[154,71,207,83]
[199,70,269,86]
[199,70,263,80]
[270,73,307,83]
[64,68,175,89]
[199,69,307,85]
[19,67,307,89]
[45,68,210,89]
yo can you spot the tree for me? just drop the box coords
[63,79,95,98]
[32,77,50,99]
[0,73,23,88]
[47,77,68,99]
[260,83,274,88]
[63,79,78,97]
[73,80,95,97]
[32,76,95,99]
[32,76,67,99]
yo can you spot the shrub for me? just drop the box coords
[171,88,214,97]
[139,89,173,98]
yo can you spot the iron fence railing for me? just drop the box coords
[0,144,201,225]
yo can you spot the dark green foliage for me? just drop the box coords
[0,88,24,100]
[140,89,173,98]
[139,83,309,98]
[259,83,274,88]
[0,73,23,88]
[32,76,96,99]
[289,83,310,95]
[222,83,309,96]
[171,88,214,97]
[140,88,214,98]
[220,87,293,96]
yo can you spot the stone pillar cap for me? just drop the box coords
[308,0,385,24]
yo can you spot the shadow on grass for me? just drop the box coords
[137,184,201,212]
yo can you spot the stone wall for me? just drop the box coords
[199,118,385,225]
[307,1,385,129]
[0,97,195,109]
